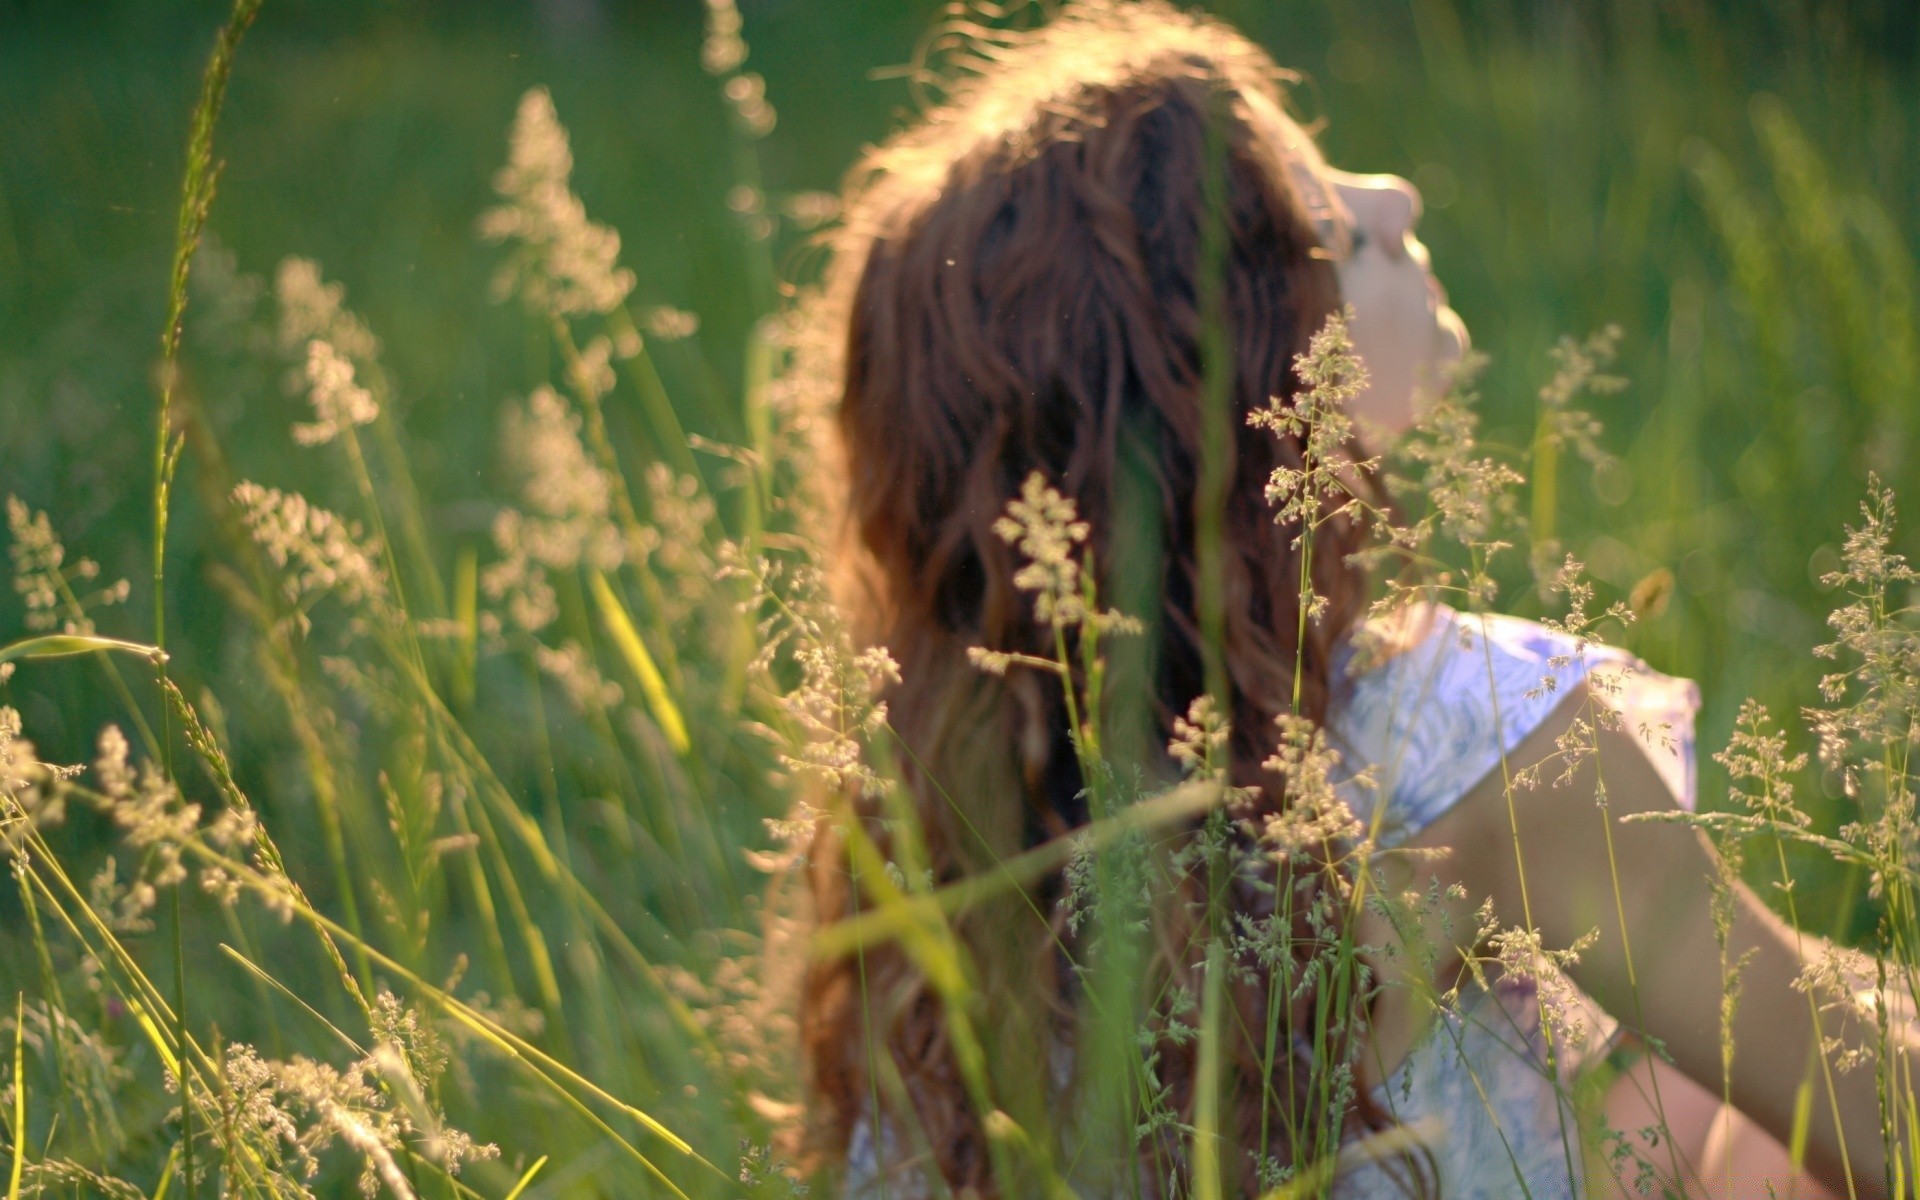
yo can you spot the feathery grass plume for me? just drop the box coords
[643,305,701,341]
[1167,696,1258,810]
[2,999,134,1160]
[292,338,379,447]
[1247,306,1379,556]
[987,472,1141,638]
[0,709,67,856]
[1373,352,1526,612]
[1528,325,1625,574]
[88,725,200,931]
[497,386,624,566]
[737,1139,810,1194]
[1706,836,1756,1190]
[1470,904,1601,1054]
[637,462,721,628]
[230,482,392,625]
[275,257,381,366]
[179,1033,495,1199]
[728,548,901,799]
[1806,474,1919,799]
[534,639,624,715]
[1535,326,1625,469]
[1792,943,1882,1074]
[721,72,778,140]
[1508,553,1646,794]
[1260,715,1365,871]
[701,0,748,75]
[1393,351,1515,549]
[1249,308,1380,722]
[1719,698,1815,831]
[993,472,1093,630]
[479,385,625,637]
[6,498,130,636]
[1636,697,1872,1186]
[478,88,636,319]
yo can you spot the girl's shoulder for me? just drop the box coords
[1328,602,1700,846]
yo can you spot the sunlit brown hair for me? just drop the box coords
[797,3,1392,1194]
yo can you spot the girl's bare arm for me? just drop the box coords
[1414,683,1909,1197]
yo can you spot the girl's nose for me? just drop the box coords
[1335,173,1423,257]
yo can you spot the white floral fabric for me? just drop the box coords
[1328,603,1699,847]
[1324,604,1700,1198]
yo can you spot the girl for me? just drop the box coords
[793,2,1900,1194]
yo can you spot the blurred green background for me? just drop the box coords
[2,0,1916,922]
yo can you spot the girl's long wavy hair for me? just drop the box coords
[797,3,1397,1194]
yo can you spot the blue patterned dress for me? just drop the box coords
[845,604,1701,1198]
[1324,604,1698,1198]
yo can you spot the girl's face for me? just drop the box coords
[1250,95,1470,446]
[1315,167,1470,445]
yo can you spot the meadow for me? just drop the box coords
[2,0,1918,1195]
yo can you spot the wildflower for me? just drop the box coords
[292,338,379,446]
[479,88,636,318]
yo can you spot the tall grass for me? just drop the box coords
[2,2,1917,1198]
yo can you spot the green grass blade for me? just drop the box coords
[0,635,165,666]
[590,570,690,755]
[151,1145,179,1200]
[502,1155,548,1200]
[814,779,1221,958]
[8,993,24,1200]
[1192,939,1224,1200]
